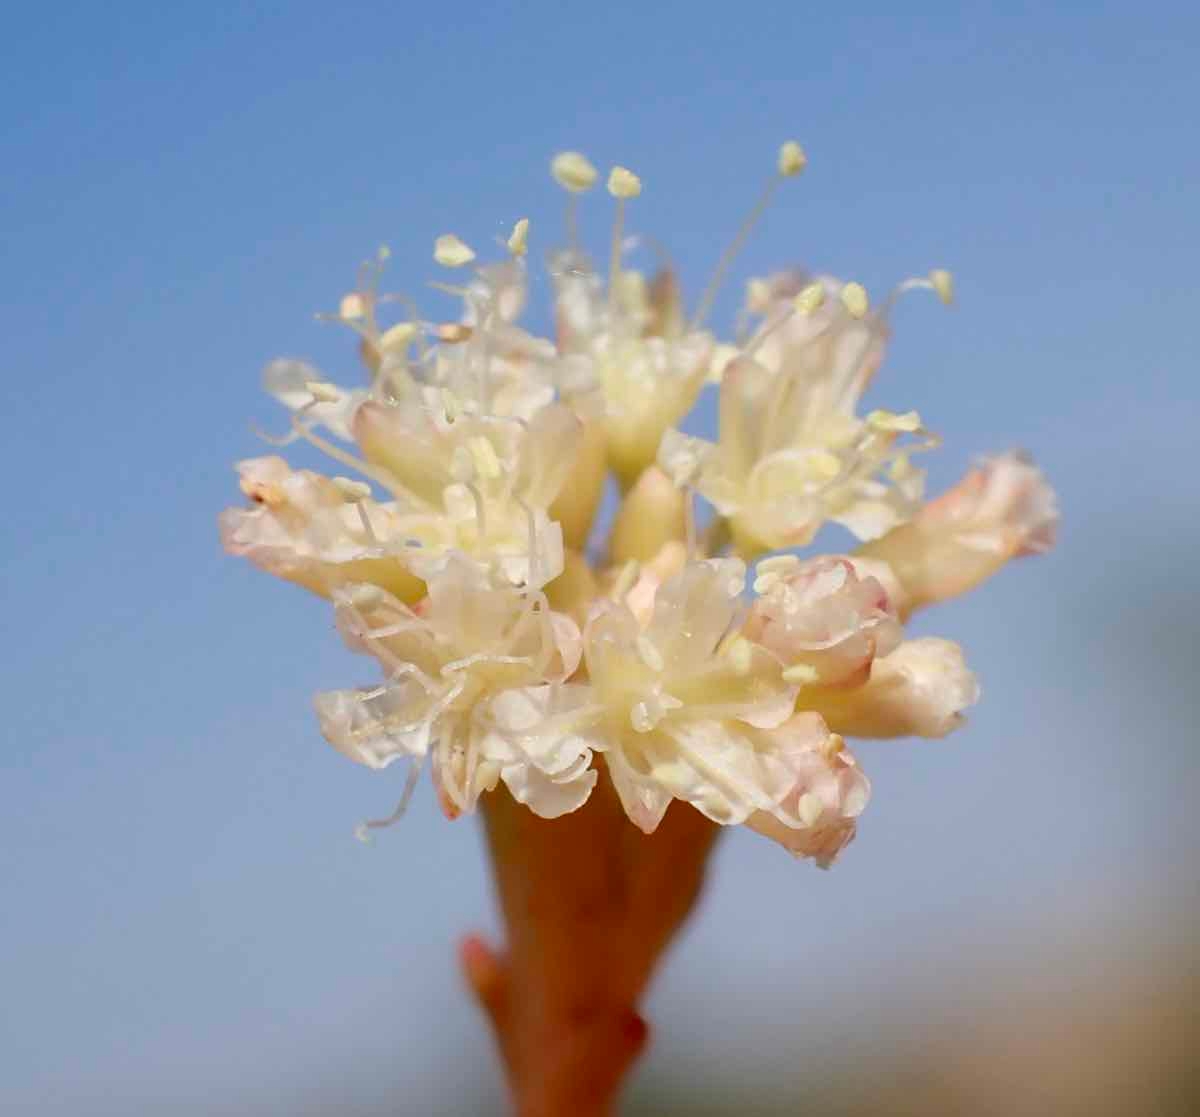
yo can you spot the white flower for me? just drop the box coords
[314,557,591,819]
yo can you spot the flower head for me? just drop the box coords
[221,142,1056,867]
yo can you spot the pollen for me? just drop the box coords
[777,140,808,178]
[379,321,418,354]
[551,151,598,192]
[929,269,955,305]
[867,409,923,433]
[339,293,368,320]
[507,217,530,257]
[607,166,642,199]
[840,282,869,319]
[795,281,826,315]
[434,234,476,268]
[333,477,373,502]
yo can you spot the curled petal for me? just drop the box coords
[744,712,869,868]
[744,556,901,687]
[802,637,980,739]
[482,685,600,818]
[313,682,434,769]
[857,451,1059,615]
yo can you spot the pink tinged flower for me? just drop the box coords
[856,451,1059,616]
[313,557,587,820]
[743,713,870,869]
[581,559,802,832]
[743,555,902,687]
[218,456,425,602]
[800,637,980,739]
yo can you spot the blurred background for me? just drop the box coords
[3,2,1197,1113]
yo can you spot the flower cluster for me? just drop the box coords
[221,144,1057,866]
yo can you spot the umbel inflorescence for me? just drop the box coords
[221,143,1057,867]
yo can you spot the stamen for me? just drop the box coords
[551,151,598,193]
[930,269,954,304]
[354,758,423,843]
[340,293,368,320]
[434,234,476,268]
[333,476,373,502]
[866,409,922,433]
[507,217,530,257]
[691,140,807,330]
[607,165,642,314]
[840,282,869,319]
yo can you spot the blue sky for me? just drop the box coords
[2,2,1198,1113]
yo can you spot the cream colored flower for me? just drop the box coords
[219,456,424,602]
[550,249,713,489]
[799,637,980,739]
[658,274,933,556]
[314,557,592,820]
[581,559,802,831]
[856,451,1059,616]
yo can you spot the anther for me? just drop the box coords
[434,234,476,268]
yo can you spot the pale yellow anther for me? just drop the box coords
[795,281,826,315]
[777,140,808,178]
[607,166,642,199]
[379,321,418,354]
[807,450,843,481]
[377,244,392,261]
[467,436,502,480]
[840,282,869,319]
[433,234,476,268]
[929,269,954,305]
[635,633,664,673]
[339,293,368,320]
[867,409,923,433]
[332,476,373,502]
[551,151,598,193]
[782,663,819,685]
[611,560,641,601]
[305,380,340,404]
[797,791,824,827]
[507,217,530,257]
[435,323,473,343]
[888,455,916,482]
